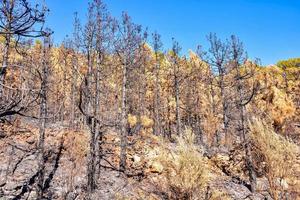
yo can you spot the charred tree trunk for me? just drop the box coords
[94,54,102,182]
[172,39,182,136]
[119,59,128,173]
[235,67,257,192]
[36,36,50,200]
[153,58,161,136]
[86,50,97,194]
[205,33,230,146]
[174,73,181,136]
[0,0,48,97]
[0,34,10,88]
[152,32,163,136]
[70,53,78,129]
[230,35,257,192]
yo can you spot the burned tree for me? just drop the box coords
[127,29,149,136]
[93,0,113,184]
[152,31,163,136]
[113,12,143,173]
[79,1,98,194]
[170,38,182,136]
[0,0,48,85]
[36,33,51,200]
[0,0,49,122]
[228,35,258,192]
[70,12,81,129]
[204,33,230,145]
[77,0,112,195]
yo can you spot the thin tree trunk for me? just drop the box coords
[153,54,161,135]
[36,36,49,199]
[86,50,97,195]
[94,55,102,182]
[70,54,77,129]
[174,73,181,136]
[167,94,172,139]
[87,119,96,194]
[119,60,128,173]
[0,35,10,97]
[282,66,289,95]
[219,74,229,145]
[235,64,257,192]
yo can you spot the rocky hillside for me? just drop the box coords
[1,120,299,200]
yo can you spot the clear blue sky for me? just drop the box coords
[43,0,300,65]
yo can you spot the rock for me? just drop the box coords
[0,132,6,139]
[0,179,6,187]
[26,135,36,144]
[256,177,269,191]
[276,178,289,190]
[113,137,120,143]
[149,161,163,173]
[211,153,230,167]
[223,180,252,199]
[132,155,141,164]
[27,191,37,199]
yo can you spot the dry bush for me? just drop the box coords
[249,118,300,199]
[141,115,154,128]
[128,114,154,129]
[128,114,138,128]
[268,87,295,129]
[254,67,296,133]
[152,129,211,200]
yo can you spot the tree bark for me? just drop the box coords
[174,73,181,136]
[153,54,161,135]
[86,49,97,194]
[119,59,128,173]
[234,62,257,192]
[36,36,49,200]
[0,35,10,98]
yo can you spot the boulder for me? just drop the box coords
[149,161,163,173]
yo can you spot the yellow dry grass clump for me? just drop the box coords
[151,129,211,199]
[141,115,154,128]
[249,118,300,199]
[128,114,138,128]
[128,114,154,129]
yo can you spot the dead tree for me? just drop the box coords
[77,0,112,195]
[93,0,112,183]
[0,0,49,124]
[229,35,258,192]
[80,1,97,194]
[36,34,51,200]
[152,31,163,136]
[205,33,230,145]
[183,50,207,144]
[129,29,148,136]
[170,38,182,136]
[114,12,143,173]
[0,0,48,87]
[70,12,81,129]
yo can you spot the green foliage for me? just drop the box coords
[35,39,42,46]
[0,35,5,44]
[277,58,300,69]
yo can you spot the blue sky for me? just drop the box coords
[43,0,300,65]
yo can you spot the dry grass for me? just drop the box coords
[249,118,300,199]
[151,129,211,200]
